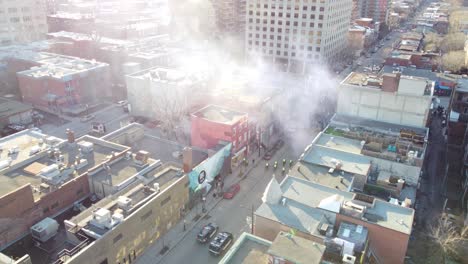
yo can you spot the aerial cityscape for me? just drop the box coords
[0,0,467,263]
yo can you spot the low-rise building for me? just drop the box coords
[191,105,249,165]
[337,72,433,127]
[289,114,428,205]
[0,129,129,250]
[12,52,110,112]
[55,163,188,264]
[218,232,272,264]
[0,98,33,130]
[126,66,206,120]
[255,175,415,264]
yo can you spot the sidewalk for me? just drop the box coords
[136,149,261,264]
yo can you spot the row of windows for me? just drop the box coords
[248,20,323,29]
[249,0,327,10]
[248,12,324,20]
[248,6,325,16]
[247,33,322,44]
[248,30,322,39]
[248,48,321,60]
[248,40,321,51]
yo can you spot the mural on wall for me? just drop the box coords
[188,143,232,193]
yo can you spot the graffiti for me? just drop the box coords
[188,143,232,193]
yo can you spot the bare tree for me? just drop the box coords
[440,33,466,53]
[423,33,442,52]
[430,214,468,263]
[442,51,466,73]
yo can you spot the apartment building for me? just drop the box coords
[13,52,111,110]
[0,0,48,46]
[245,0,352,73]
[337,72,434,128]
[212,0,246,36]
[354,0,389,24]
[255,176,415,264]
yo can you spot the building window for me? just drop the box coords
[51,202,59,209]
[76,188,84,196]
[99,259,108,264]
[43,207,49,214]
[141,210,153,221]
[113,233,123,244]
[161,196,171,206]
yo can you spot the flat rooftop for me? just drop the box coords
[0,134,128,199]
[103,123,206,166]
[219,233,271,264]
[90,156,159,187]
[268,231,325,264]
[342,72,382,88]
[47,31,131,46]
[17,53,108,79]
[302,145,371,176]
[289,162,366,192]
[192,105,247,125]
[330,114,428,136]
[0,98,33,119]
[0,130,65,171]
[280,176,415,235]
[70,164,184,238]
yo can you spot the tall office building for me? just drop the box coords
[0,0,48,46]
[245,0,352,73]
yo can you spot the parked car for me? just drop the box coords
[197,223,218,243]
[223,184,240,199]
[209,232,234,256]
[117,100,128,106]
[80,115,95,122]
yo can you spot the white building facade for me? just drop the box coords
[337,72,434,128]
[245,0,352,73]
[0,0,48,45]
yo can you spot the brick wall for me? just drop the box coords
[191,114,249,154]
[335,214,410,264]
[0,175,90,249]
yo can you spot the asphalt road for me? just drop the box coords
[157,142,302,264]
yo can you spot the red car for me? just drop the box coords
[223,184,240,199]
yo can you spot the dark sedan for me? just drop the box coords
[197,223,218,243]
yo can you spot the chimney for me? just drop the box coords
[382,73,400,93]
[183,147,193,173]
[66,129,75,143]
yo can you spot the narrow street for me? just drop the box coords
[407,113,446,263]
[136,136,307,264]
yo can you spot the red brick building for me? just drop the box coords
[0,130,130,249]
[191,105,249,164]
[14,52,110,108]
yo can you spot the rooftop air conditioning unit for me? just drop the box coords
[343,254,356,264]
[117,196,132,211]
[30,217,59,242]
